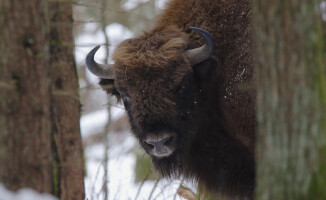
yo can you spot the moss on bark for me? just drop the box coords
[253,1,326,199]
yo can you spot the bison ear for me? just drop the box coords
[99,79,121,101]
[193,56,220,85]
[159,38,188,52]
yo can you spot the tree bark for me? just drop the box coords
[0,0,53,192]
[253,1,326,199]
[0,1,84,199]
[49,2,85,199]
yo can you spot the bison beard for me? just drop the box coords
[87,0,255,199]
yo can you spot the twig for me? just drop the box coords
[148,179,160,200]
[91,161,105,200]
[113,180,122,200]
[152,180,173,200]
[52,90,80,101]
[134,169,152,200]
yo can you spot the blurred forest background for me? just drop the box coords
[1,0,189,200]
[0,0,326,200]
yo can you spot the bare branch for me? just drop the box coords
[148,179,160,200]
[134,169,152,200]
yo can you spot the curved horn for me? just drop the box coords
[85,45,114,79]
[185,26,216,66]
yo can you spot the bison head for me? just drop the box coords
[86,26,216,175]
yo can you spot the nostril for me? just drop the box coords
[145,141,155,149]
[162,136,174,146]
[145,136,174,148]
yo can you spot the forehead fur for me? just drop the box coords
[112,26,189,68]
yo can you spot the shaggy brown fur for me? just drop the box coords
[99,0,255,199]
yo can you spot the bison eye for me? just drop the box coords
[116,87,131,103]
[176,74,192,94]
[144,142,154,149]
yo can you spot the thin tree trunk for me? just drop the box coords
[49,1,85,199]
[0,0,53,192]
[100,0,111,198]
[253,1,326,199]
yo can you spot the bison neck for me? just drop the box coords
[180,78,255,199]
[189,105,255,198]
[187,126,255,199]
[156,0,256,152]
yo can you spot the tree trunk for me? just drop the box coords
[0,1,85,199]
[253,1,326,199]
[0,0,53,192]
[49,1,85,199]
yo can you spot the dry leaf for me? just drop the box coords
[177,187,196,200]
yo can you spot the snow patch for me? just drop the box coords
[80,106,125,138]
[0,183,58,200]
[122,0,150,10]
[156,0,169,9]
[321,1,326,21]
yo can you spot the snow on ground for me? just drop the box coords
[81,110,184,200]
[0,183,58,200]
[84,142,185,200]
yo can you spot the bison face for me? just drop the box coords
[113,71,198,162]
[111,30,196,159]
[86,26,215,168]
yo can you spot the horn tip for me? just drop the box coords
[189,26,196,30]
[86,45,101,69]
[189,26,215,48]
[189,26,204,33]
[86,45,101,58]
[92,45,101,53]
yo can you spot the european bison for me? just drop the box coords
[86,0,255,199]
